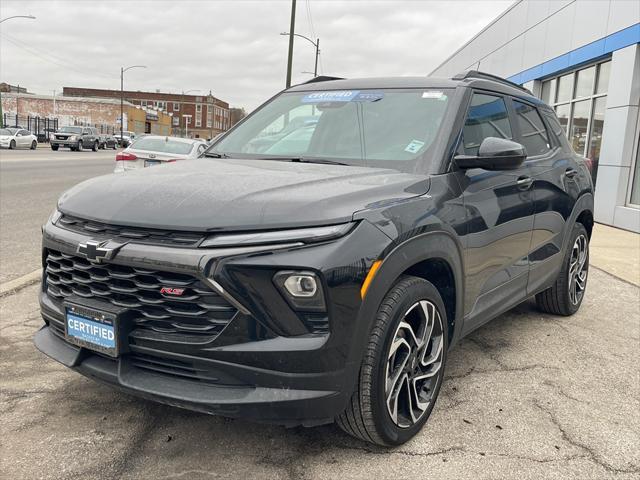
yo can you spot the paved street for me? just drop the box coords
[0,148,116,283]
[2,271,639,480]
[0,147,638,479]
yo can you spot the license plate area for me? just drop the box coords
[64,301,120,357]
[144,160,161,167]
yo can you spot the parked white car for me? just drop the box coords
[114,135,207,172]
[0,128,38,150]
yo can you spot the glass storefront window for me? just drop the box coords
[570,100,590,155]
[555,104,570,134]
[587,97,606,186]
[557,74,574,102]
[540,59,611,190]
[575,66,595,98]
[596,61,611,94]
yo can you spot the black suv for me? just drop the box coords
[36,72,593,446]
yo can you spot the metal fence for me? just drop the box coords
[2,113,116,142]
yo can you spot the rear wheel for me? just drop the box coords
[92,140,99,152]
[536,222,589,316]
[337,275,447,446]
[31,140,37,150]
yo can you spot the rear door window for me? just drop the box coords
[512,100,551,156]
[461,93,513,156]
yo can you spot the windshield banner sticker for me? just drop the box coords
[302,91,385,103]
[404,139,425,154]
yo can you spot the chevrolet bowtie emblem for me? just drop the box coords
[77,240,122,264]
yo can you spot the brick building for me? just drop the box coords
[1,92,171,136]
[63,87,230,139]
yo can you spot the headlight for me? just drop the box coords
[70,135,77,141]
[48,208,62,225]
[200,223,355,248]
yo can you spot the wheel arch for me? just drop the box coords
[564,193,594,249]
[341,229,465,396]
[357,230,464,350]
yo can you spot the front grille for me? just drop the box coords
[55,135,69,140]
[57,214,206,247]
[44,249,237,341]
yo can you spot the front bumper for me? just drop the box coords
[36,219,391,424]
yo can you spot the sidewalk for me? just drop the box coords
[590,223,640,286]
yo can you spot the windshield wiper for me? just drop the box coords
[257,157,349,166]
[203,152,232,158]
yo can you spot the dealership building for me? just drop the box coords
[432,0,640,232]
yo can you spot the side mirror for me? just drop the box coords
[454,137,527,171]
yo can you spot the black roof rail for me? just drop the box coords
[453,70,532,95]
[301,76,345,85]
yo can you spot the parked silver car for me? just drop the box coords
[0,128,38,150]
[114,135,207,172]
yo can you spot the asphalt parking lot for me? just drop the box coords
[0,148,639,479]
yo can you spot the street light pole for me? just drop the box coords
[0,14,36,23]
[120,65,146,142]
[285,0,296,88]
[181,89,200,137]
[281,32,320,78]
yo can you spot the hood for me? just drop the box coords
[58,158,430,231]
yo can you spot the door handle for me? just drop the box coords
[516,176,533,190]
[565,168,578,178]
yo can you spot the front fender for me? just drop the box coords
[341,229,465,393]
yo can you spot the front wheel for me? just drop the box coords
[337,275,447,446]
[536,223,589,316]
[51,145,59,151]
[9,140,16,150]
[31,140,37,150]
[77,141,83,152]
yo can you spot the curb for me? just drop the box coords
[0,269,42,298]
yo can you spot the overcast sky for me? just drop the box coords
[1,0,512,110]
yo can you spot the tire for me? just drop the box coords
[9,140,15,150]
[31,140,37,150]
[337,275,448,446]
[536,222,589,316]
[92,141,99,152]
[51,145,59,151]
[77,141,83,152]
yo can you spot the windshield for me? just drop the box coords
[59,126,83,134]
[208,88,451,172]
[130,137,194,155]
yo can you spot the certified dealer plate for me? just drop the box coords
[64,303,119,357]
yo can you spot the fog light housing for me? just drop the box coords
[284,274,317,297]
[273,271,325,311]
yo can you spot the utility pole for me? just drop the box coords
[285,0,296,88]
[314,38,320,77]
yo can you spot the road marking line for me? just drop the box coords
[0,269,42,297]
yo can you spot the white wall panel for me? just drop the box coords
[526,0,550,28]
[571,0,609,49]
[544,1,576,60]
[504,34,525,76]
[507,1,528,42]
[522,22,547,66]
[606,0,640,35]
